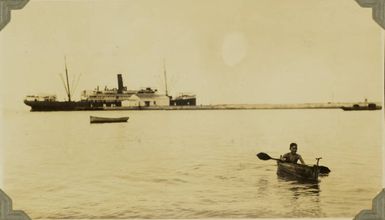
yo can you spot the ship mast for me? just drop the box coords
[163,59,168,96]
[64,57,71,102]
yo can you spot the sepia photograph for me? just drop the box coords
[0,0,383,218]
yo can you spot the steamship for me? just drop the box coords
[24,62,196,111]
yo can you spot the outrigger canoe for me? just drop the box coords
[90,116,129,124]
[277,160,319,182]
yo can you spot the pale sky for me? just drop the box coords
[0,0,383,110]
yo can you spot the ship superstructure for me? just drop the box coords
[170,93,196,106]
[80,74,170,108]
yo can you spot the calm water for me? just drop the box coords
[2,109,383,218]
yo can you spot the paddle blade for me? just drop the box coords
[256,152,272,160]
[319,166,331,174]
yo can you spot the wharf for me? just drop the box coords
[103,102,382,111]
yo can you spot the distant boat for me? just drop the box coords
[341,103,382,111]
[90,116,129,124]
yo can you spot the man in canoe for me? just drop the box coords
[281,143,305,164]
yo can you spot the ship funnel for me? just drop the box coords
[117,74,124,94]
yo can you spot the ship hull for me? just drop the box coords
[341,106,382,111]
[24,100,103,111]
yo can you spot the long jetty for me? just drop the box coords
[103,102,382,111]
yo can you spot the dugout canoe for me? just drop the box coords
[277,161,319,182]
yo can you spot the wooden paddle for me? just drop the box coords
[256,152,331,174]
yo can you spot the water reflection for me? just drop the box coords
[277,175,320,196]
[256,177,270,197]
[276,175,324,217]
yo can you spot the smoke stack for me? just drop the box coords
[117,74,124,93]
